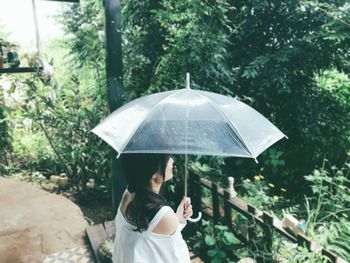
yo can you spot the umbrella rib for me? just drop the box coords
[192,90,256,158]
[122,149,255,158]
[118,89,186,155]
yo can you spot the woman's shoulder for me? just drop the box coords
[151,206,178,235]
[119,189,135,212]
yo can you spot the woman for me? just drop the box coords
[112,154,193,263]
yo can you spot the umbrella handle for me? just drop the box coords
[187,211,202,223]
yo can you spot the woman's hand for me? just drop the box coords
[176,197,193,224]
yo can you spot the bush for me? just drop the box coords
[7,71,110,191]
[303,157,350,262]
[193,220,241,263]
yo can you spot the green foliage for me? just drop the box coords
[122,0,235,100]
[302,158,350,261]
[190,156,226,181]
[277,241,329,263]
[193,220,240,263]
[1,0,111,192]
[0,96,12,164]
[22,76,109,187]
[316,70,350,105]
[267,157,350,262]
[241,175,280,211]
[121,0,350,195]
[317,219,350,261]
[55,0,350,197]
[229,156,350,261]
[227,0,350,192]
[263,149,285,169]
[59,1,105,70]
[12,128,57,172]
[0,34,15,165]
[1,1,349,260]
[304,159,350,231]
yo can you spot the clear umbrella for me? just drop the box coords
[92,73,287,222]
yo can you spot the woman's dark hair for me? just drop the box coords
[120,153,171,232]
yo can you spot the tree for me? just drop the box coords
[224,0,350,190]
[58,0,350,193]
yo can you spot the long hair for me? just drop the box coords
[120,153,171,232]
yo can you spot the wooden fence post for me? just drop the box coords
[211,182,220,224]
[262,212,274,262]
[227,176,237,198]
[224,191,232,227]
[224,177,233,227]
[247,204,257,257]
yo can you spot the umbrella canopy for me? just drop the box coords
[92,77,287,222]
[91,88,286,162]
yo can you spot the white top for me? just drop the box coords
[112,206,191,263]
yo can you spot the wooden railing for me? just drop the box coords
[188,172,347,263]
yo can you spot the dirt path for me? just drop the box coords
[0,177,88,263]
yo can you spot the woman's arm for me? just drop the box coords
[151,210,179,235]
[151,197,193,235]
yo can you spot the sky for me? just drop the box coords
[0,0,65,50]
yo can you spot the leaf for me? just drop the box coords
[223,231,236,245]
[217,250,226,258]
[212,258,224,263]
[207,249,217,257]
[215,225,228,231]
[205,235,216,246]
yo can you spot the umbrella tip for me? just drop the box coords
[186,73,190,90]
